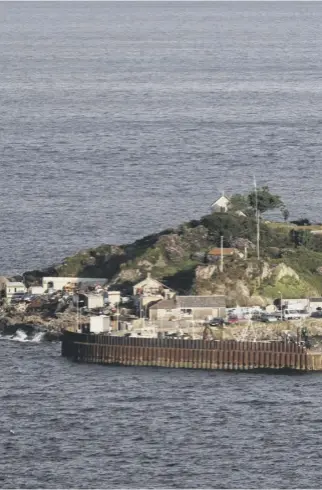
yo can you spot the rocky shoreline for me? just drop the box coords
[0,311,84,341]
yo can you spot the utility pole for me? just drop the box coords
[254,175,260,261]
[220,235,224,272]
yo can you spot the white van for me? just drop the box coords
[277,309,310,320]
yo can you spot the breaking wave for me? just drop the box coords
[0,329,45,343]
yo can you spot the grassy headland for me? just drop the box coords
[22,188,322,306]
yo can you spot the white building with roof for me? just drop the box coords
[6,281,26,302]
[42,276,106,292]
[133,273,175,307]
[211,194,231,213]
[211,193,246,217]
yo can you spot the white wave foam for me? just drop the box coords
[32,331,45,343]
[11,329,28,342]
[0,329,45,343]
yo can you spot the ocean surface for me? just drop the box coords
[1,336,322,489]
[1,1,322,274]
[3,3,322,488]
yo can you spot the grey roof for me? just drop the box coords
[150,296,226,310]
[149,298,176,310]
[177,296,226,308]
[309,298,322,302]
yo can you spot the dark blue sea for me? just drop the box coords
[2,2,322,488]
[1,1,322,274]
[2,338,322,489]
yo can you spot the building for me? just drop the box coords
[86,294,104,310]
[149,295,226,321]
[207,247,242,264]
[210,194,246,217]
[281,298,310,311]
[133,273,175,307]
[207,247,239,258]
[6,281,26,302]
[211,194,231,213]
[107,290,121,306]
[89,316,111,334]
[42,276,106,292]
[309,298,322,312]
[29,286,45,295]
[74,293,104,310]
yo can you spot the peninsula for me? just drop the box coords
[2,187,322,343]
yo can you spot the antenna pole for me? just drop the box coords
[220,235,224,272]
[254,176,260,261]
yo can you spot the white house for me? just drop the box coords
[211,194,247,217]
[133,273,175,307]
[211,194,231,213]
[6,281,26,302]
[42,276,106,292]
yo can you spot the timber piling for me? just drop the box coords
[61,331,322,372]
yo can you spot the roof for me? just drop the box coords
[150,296,226,309]
[7,282,25,287]
[177,295,226,308]
[149,298,176,310]
[208,248,236,256]
[134,275,174,292]
[211,195,230,207]
[309,298,322,302]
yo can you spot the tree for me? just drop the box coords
[229,194,250,214]
[280,205,290,222]
[248,186,283,215]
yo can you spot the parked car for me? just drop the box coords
[208,317,226,326]
[260,313,278,323]
[252,312,264,321]
[227,316,248,324]
[22,293,34,302]
[311,311,322,318]
[10,293,25,304]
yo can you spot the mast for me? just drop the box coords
[254,175,260,261]
[220,235,224,272]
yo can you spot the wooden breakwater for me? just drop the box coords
[61,331,322,371]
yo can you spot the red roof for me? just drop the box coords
[208,248,236,256]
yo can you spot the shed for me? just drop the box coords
[86,294,104,310]
[89,316,111,334]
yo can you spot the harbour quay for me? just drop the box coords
[61,331,322,372]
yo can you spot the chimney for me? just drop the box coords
[147,272,151,279]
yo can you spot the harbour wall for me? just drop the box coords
[61,331,322,371]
